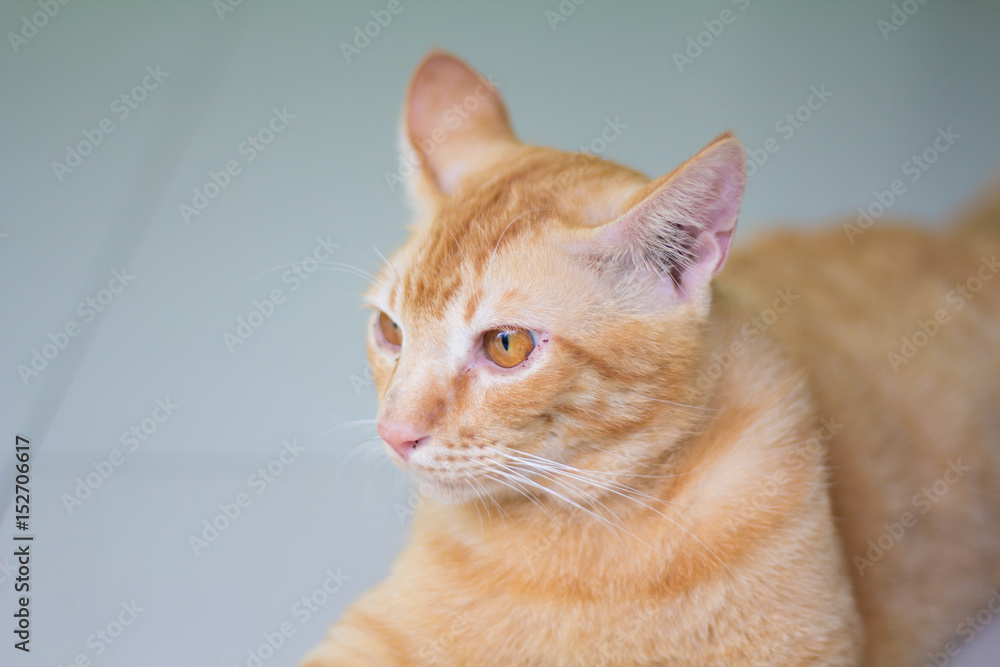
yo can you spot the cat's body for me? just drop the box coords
[303,53,1000,665]
[721,217,1000,665]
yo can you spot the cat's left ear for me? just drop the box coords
[586,133,746,300]
[403,51,517,197]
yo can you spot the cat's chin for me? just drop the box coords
[411,470,564,508]
[408,473,481,505]
[409,470,523,506]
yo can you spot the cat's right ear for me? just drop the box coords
[579,133,747,302]
[402,51,517,201]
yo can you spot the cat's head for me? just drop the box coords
[366,52,746,504]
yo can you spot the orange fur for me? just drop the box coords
[303,52,1000,665]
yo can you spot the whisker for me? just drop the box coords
[482,474,527,529]
[509,455,684,515]
[504,449,694,518]
[372,246,402,282]
[476,483,495,533]
[507,461,637,542]
[506,447,689,481]
[494,466,630,545]
[632,393,718,413]
[246,262,309,282]
[310,419,378,443]
[314,263,380,283]
[334,436,385,479]
[484,463,560,526]
[482,471,538,523]
[495,449,734,575]
[447,228,469,264]
[483,208,548,288]
[459,479,483,535]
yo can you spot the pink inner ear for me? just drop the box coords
[407,55,472,142]
[597,135,746,298]
[695,148,745,274]
[405,52,515,194]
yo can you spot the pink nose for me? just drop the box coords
[377,421,427,461]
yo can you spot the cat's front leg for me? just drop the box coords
[300,626,405,666]
[300,584,416,666]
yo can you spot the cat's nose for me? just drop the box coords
[377,421,427,461]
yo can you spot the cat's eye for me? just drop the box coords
[483,328,535,368]
[378,311,403,347]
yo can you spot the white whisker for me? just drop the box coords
[494,448,734,576]
[373,246,402,282]
[334,436,385,479]
[314,263,380,282]
[494,465,631,545]
[633,393,718,413]
[484,463,560,526]
[483,208,548,288]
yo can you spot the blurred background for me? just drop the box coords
[2,1,999,665]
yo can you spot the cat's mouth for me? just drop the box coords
[389,439,517,503]
[395,439,600,507]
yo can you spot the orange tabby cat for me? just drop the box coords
[303,52,1000,665]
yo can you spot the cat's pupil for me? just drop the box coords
[501,332,509,351]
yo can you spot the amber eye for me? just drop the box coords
[378,311,403,346]
[483,329,535,368]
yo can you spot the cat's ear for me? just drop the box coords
[403,51,517,197]
[587,133,746,300]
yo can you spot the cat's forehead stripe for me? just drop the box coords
[395,189,542,320]
[463,289,481,322]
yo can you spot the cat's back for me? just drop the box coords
[717,196,1000,664]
